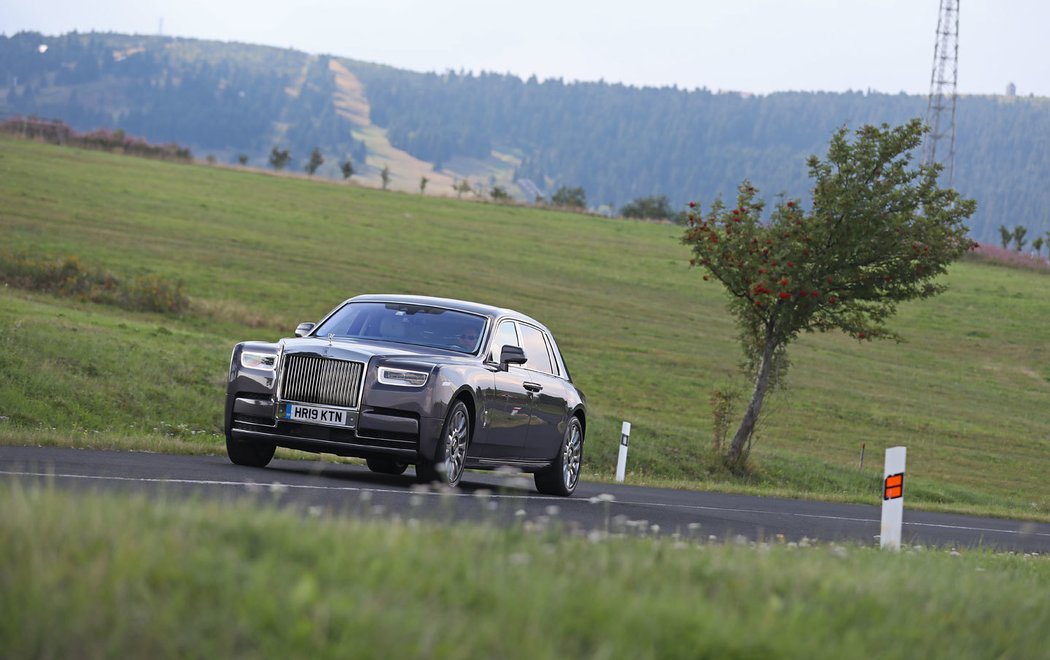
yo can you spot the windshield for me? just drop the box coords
[312,302,488,354]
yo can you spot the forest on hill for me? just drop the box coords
[2,30,1049,242]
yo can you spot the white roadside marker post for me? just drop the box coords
[615,421,631,482]
[880,446,907,551]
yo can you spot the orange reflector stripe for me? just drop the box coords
[884,472,904,500]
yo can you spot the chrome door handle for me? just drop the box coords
[523,382,543,393]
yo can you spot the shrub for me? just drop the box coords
[0,253,190,314]
[551,185,587,209]
[0,117,192,162]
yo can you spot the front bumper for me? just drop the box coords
[226,395,443,462]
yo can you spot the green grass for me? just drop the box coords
[2,482,1048,659]
[1,136,1049,518]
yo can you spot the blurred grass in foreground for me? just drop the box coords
[1,482,1047,659]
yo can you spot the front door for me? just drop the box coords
[474,320,532,458]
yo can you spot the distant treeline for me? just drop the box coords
[351,62,1050,243]
[2,31,1049,242]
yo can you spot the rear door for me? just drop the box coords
[516,323,572,461]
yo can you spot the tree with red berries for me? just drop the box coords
[683,120,976,467]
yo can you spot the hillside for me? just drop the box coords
[3,31,1050,243]
[1,136,1048,518]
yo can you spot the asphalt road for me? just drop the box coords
[2,445,1048,552]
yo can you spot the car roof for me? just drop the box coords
[346,294,548,330]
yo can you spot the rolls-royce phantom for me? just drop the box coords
[224,294,586,496]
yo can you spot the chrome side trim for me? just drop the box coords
[466,457,549,470]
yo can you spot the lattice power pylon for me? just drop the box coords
[923,0,960,185]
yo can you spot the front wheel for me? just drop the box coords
[416,400,470,487]
[534,416,583,496]
[225,431,276,468]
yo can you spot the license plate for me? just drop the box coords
[282,403,350,427]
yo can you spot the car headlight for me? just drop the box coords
[241,351,277,370]
[377,367,429,387]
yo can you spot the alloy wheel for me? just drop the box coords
[562,421,582,490]
[444,404,469,485]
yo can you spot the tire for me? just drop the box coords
[534,416,583,497]
[366,457,409,475]
[225,431,276,468]
[416,400,470,487]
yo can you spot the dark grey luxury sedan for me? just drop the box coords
[225,295,586,496]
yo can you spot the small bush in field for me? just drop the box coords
[0,253,189,313]
[122,274,191,313]
[709,386,740,454]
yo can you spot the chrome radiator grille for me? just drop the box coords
[280,354,364,408]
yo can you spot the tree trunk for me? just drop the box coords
[726,330,777,467]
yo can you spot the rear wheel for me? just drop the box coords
[416,400,470,487]
[225,431,276,468]
[366,457,409,475]
[534,416,583,496]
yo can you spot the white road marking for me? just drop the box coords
[2,469,434,497]
[598,498,1050,538]
[2,469,1047,539]
[0,469,563,500]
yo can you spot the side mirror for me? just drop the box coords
[499,345,527,370]
[294,322,316,338]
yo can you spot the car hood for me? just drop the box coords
[279,336,475,367]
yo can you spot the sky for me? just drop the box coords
[2,0,1048,97]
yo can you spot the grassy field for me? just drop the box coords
[1,135,1049,518]
[2,482,1047,659]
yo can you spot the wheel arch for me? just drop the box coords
[570,406,586,443]
[450,386,478,444]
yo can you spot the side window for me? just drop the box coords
[489,320,519,362]
[547,334,572,381]
[519,324,554,375]
[542,333,561,377]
